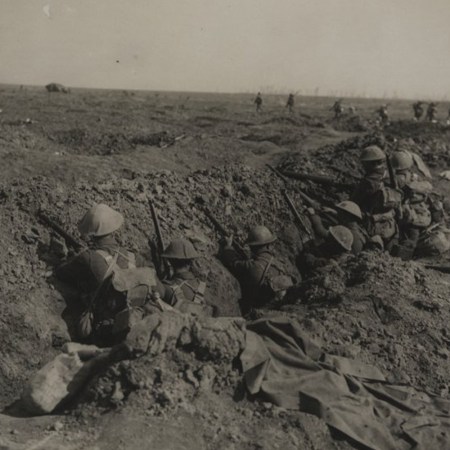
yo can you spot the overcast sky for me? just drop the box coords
[1,0,450,99]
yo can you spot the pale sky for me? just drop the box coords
[1,0,450,99]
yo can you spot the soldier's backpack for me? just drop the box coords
[94,249,158,335]
[259,257,294,301]
[368,209,398,241]
[416,226,450,257]
[166,279,214,317]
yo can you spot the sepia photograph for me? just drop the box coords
[1,1,450,448]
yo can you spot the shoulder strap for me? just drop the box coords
[87,251,119,311]
[168,280,189,306]
[96,249,135,268]
[190,281,206,304]
[257,256,273,288]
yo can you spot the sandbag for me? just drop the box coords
[20,346,121,415]
[21,353,92,415]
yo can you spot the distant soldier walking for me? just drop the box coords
[330,100,343,119]
[426,102,438,122]
[412,101,425,121]
[286,93,294,113]
[254,92,263,113]
[376,104,389,125]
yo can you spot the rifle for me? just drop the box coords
[266,164,336,233]
[282,190,313,240]
[385,153,403,220]
[148,198,170,278]
[424,264,450,274]
[201,207,247,259]
[280,170,354,190]
[37,210,85,250]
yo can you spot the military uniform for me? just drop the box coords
[413,102,424,121]
[299,225,353,272]
[221,226,292,314]
[426,103,437,122]
[254,93,262,112]
[157,270,205,309]
[154,238,212,317]
[56,204,157,343]
[331,101,343,119]
[286,94,294,113]
[352,146,400,251]
[389,152,437,259]
[222,246,288,313]
[56,235,135,297]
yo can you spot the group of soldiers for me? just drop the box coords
[254,92,295,113]
[254,94,450,125]
[54,141,445,347]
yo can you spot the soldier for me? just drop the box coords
[389,151,437,259]
[426,102,437,122]
[351,145,401,251]
[331,100,344,119]
[412,101,425,121]
[376,104,389,125]
[299,225,354,272]
[155,238,213,316]
[56,204,157,343]
[286,93,294,113]
[221,226,293,315]
[254,92,263,112]
[306,201,372,255]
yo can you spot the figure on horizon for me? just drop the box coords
[254,92,263,113]
[330,99,344,119]
[426,102,438,123]
[412,101,425,121]
[286,93,294,113]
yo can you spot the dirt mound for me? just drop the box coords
[329,114,372,132]
[50,128,134,155]
[0,165,309,404]
[281,251,450,392]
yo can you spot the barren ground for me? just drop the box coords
[1,86,450,449]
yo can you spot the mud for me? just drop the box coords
[1,87,450,449]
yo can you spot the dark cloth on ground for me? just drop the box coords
[299,240,347,272]
[241,317,450,450]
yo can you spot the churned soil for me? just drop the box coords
[1,86,450,449]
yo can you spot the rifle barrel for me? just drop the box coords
[37,211,84,250]
[202,207,247,259]
[281,170,353,189]
[282,190,313,239]
[148,198,165,252]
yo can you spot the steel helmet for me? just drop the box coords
[335,201,362,220]
[78,204,124,237]
[329,225,354,252]
[161,238,199,260]
[246,225,277,246]
[360,145,386,162]
[390,151,414,171]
